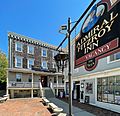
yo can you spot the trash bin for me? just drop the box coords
[85,96,89,103]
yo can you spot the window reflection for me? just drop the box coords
[97,76,120,105]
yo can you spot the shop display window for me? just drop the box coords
[97,76,120,105]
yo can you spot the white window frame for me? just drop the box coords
[107,52,120,64]
[42,49,47,57]
[52,51,58,59]
[15,42,23,52]
[15,56,23,68]
[42,60,48,69]
[16,73,22,82]
[27,45,34,54]
[27,58,34,69]
[52,62,56,68]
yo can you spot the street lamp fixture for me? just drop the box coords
[54,52,68,72]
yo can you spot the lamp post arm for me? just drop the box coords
[56,0,96,51]
[70,0,96,34]
[56,36,67,51]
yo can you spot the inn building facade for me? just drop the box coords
[7,32,64,99]
[64,0,120,113]
[64,36,120,113]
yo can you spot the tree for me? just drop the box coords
[0,50,8,83]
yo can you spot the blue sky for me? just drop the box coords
[0,0,99,55]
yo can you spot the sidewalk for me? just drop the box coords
[58,98,120,116]
[48,97,95,116]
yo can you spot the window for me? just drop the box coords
[16,73,22,82]
[28,75,32,82]
[42,61,47,69]
[52,51,58,59]
[62,77,64,83]
[15,42,23,52]
[109,52,120,62]
[28,59,34,69]
[27,45,34,54]
[15,56,22,68]
[97,76,120,105]
[54,77,56,83]
[52,62,56,68]
[85,82,93,94]
[42,49,47,57]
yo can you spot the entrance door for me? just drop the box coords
[76,85,80,101]
[41,76,48,87]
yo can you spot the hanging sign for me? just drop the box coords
[75,0,120,71]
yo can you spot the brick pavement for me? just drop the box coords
[0,98,51,116]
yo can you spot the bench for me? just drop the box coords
[42,98,50,106]
[48,103,63,114]
[0,94,9,103]
[0,97,8,103]
[58,113,67,116]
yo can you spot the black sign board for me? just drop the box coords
[75,0,120,71]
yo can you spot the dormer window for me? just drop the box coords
[42,49,47,57]
[15,42,23,52]
[27,45,34,54]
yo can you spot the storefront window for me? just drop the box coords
[97,76,120,105]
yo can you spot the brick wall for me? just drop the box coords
[8,36,57,69]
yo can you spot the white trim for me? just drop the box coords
[27,45,34,54]
[16,73,22,82]
[27,58,34,69]
[41,48,47,57]
[9,38,12,68]
[71,68,120,82]
[41,60,48,69]
[15,42,23,52]
[107,52,120,64]
[52,51,58,59]
[15,56,23,68]
[52,62,56,68]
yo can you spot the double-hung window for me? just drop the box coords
[52,51,58,59]
[16,73,22,82]
[108,52,120,63]
[42,49,47,57]
[52,62,56,68]
[15,42,23,52]
[27,45,34,54]
[42,61,47,69]
[28,59,34,69]
[15,56,23,68]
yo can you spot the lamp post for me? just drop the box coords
[67,17,72,116]
[55,1,97,116]
[54,17,72,116]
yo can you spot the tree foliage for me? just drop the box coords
[0,50,8,83]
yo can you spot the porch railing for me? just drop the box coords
[33,82,40,88]
[8,81,32,88]
[8,81,64,88]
